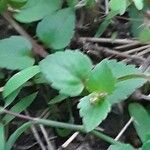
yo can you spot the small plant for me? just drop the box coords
[0,0,150,149]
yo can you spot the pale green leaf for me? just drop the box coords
[109,0,127,15]
[133,0,144,10]
[37,8,75,50]
[6,122,32,150]
[40,50,92,96]
[0,123,5,150]
[129,103,150,143]
[78,94,111,132]
[86,59,116,94]
[3,92,38,125]
[14,0,62,23]
[108,143,134,150]
[3,66,40,98]
[0,36,35,70]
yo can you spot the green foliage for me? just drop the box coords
[108,143,134,150]
[0,36,35,70]
[139,27,150,42]
[40,50,93,96]
[3,66,40,98]
[129,103,150,143]
[133,0,144,10]
[0,0,7,13]
[14,0,62,23]
[6,122,31,150]
[142,141,150,150]
[37,8,75,50]
[2,92,38,125]
[8,0,28,8]
[78,94,111,132]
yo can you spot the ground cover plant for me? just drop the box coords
[0,0,150,149]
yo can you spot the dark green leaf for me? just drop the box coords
[108,143,134,150]
[37,8,75,50]
[0,0,7,13]
[6,122,31,150]
[40,50,93,96]
[14,0,62,23]
[86,59,116,94]
[129,103,150,143]
[0,36,35,70]
[3,66,40,98]
[3,92,38,125]
[8,0,27,8]
[78,94,111,132]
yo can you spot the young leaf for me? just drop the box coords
[86,59,116,93]
[3,92,38,125]
[0,123,5,150]
[6,122,32,150]
[78,94,111,132]
[109,0,127,15]
[129,103,150,143]
[108,143,134,150]
[14,0,62,23]
[3,66,40,98]
[133,0,144,10]
[37,8,75,50]
[40,50,93,96]
[0,36,35,70]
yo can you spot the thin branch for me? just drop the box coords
[2,11,48,58]
[0,107,119,145]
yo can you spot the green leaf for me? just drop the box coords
[107,78,146,104]
[109,0,127,15]
[129,103,150,143]
[78,94,111,132]
[3,66,40,98]
[95,10,118,37]
[37,8,75,50]
[49,94,68,105]
[108,143,134,150]
[105,60,146,104]
[0,36,35,70]
[142,141,150,150]
[3,92,38,125]
[0,0,7,13]
[40,50,92,97]
[133,0,144,10]
[6,122,31,150]
[139,27,150,42]
[86,59,116,93]
[8,0,27,8]
[14,0,62,23]
[4,88,21,107]
[0,123,5,150]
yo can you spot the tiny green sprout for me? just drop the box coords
[90,92,108,105]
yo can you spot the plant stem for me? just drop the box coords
[0,108,118,145]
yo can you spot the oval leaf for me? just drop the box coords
[40,50,93,96]
[37,8,75,50]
